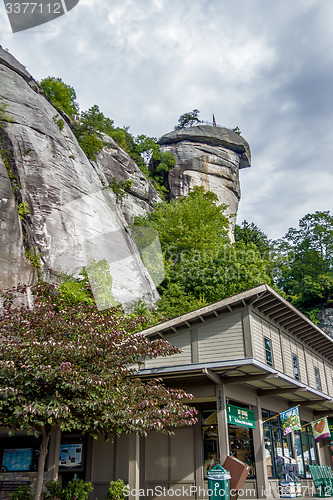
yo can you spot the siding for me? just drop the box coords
[197,311,244,363]
[145,329,192,368]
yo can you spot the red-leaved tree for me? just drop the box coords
[0,283,197,500]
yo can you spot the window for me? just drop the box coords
[262,410,293,479]
[314,367,321,391]
[264,337,273,366]
[202,410,219,477]
[294,423,318,478]
[292,354,299,381]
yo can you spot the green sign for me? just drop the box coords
[227,404,256,429]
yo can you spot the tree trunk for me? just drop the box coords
[34,428,50,500]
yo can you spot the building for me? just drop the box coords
[1,284,333,499]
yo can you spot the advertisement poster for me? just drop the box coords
[280,406,302,435]
[311,417,331,442]
[59,444,82,469]
[2,448,33,471]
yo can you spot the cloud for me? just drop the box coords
[1,0,332,239]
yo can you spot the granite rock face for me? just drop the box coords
[93,133,161,224]
[318,309,333,338]
[159,125,251,238]
[0,48,159,307]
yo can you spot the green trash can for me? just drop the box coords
[207,464,231,500]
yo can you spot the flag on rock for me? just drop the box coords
[213,114,216,127]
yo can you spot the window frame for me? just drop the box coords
[264,337,273,367]
[262,409,293,479]
[314,367,321,391]
[292,353,300,381]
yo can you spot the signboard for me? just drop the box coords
[328,417,333,443]
[311,417,331,442]
[59,443,83,469]
[280,406,302,435]
[2,448,33,471]
[227,404,256,429]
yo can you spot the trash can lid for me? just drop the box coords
[207,464,231,480]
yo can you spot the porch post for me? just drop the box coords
[46,430,61,481]
[128,434,140,500]
[252,398,269,499]
[216,381,229,464]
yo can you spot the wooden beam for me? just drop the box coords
[202,368,221,385]
[270,310,295,322]
[254,296,277,309]
[259,387,307,397]
[223,373,279,385]
[298,399,333,407]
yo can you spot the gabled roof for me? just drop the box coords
[142,284,333,361]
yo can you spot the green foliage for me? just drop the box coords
[72,126,104,161]
[25,248,41,268]
[42,479,93,500]
[107,479,127,500]
[52,114,65,131]
[0,99,13,125]
[274,211,333,318]
[80,105,114,136]
[232,126,241,135]
[105,177,133,203]
[40,77,79,118]
[10,486,33,500]
[174,109,201,130]
[42,480,62,499]
[61,480,93,500]
[17,201,29,219]
[134,188,272,318]
[134,187,230,255]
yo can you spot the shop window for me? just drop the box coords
[314,367,321,391]
[228,425,256,478]
[262,410,293,479]
[292,354,299,381]
[0,436,40,473]
[202,410,219,478]
[264,337,273,367]
[294,423,318,478]
[59,434,86,487]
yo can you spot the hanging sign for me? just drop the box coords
[311,417,331,442]
[227,404,256,428]
[280,406,302,435]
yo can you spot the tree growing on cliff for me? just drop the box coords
[0,283,197,500]
[174,109,202,130]
[40,77,79,118]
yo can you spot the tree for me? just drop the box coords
[0,283,197,500]
[40,77,79,118]
[275,211,333,316]
[134,188,273,318]
[174,109,202,130]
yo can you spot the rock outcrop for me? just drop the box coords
[158,125,251,238]
[0,48,159,307]
[318,309,333,338]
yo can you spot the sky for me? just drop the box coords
[1,0,332,240]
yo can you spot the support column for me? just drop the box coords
[216,381,229,464]
[252,398,269,499]
[128,434,140,500]
[46,430,61,481]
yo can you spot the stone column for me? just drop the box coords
[128,434,140,500]
[216,382,229,464]
[252,398,269,498]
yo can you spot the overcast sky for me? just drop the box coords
[1,0,332,240]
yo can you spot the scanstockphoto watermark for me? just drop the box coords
[122,485,318,498]
[123,486,257,498]
[3,0,80,33]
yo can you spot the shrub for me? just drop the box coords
[10,485,33,500]
[107,479,127,500]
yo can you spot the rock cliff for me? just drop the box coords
[158,125,251,238]
[0,48,160,307]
